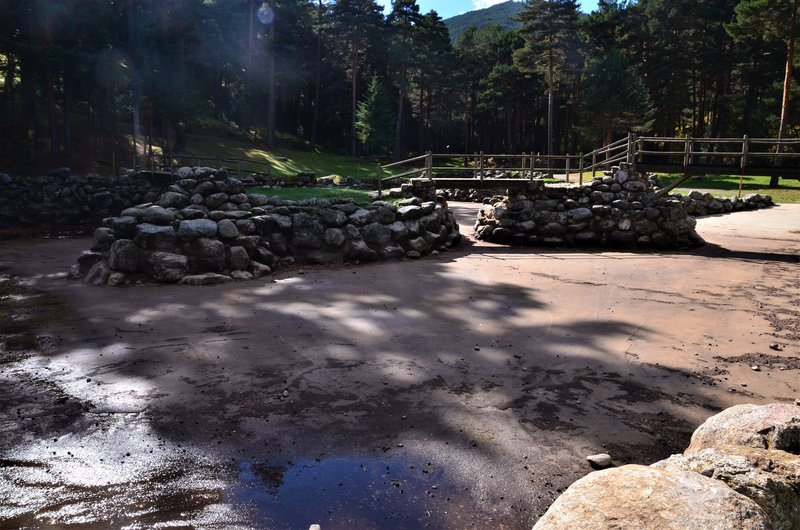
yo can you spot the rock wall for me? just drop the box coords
[0,168,166,226]
[72,167,461,286]
[534,402,800,530]
[672,190,773,216]
[474,164,705,248]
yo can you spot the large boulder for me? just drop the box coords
[137,205,175,225]
[687,403,800,454]
[291,212,325,248]
[133,224,177,250]
[108,239,139,273]
[147,252,188,283]
[532,465,770,530]
[654,445,800,530]
[178,219,218,239]
[188,237,226,272]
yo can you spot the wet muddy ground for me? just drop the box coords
[1,204,798,529]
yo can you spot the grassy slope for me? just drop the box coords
[185,133,395,180]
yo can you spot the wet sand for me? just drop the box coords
[1,203,798,529]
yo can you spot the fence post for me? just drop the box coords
[683,136,692,170]
[521,152,527,177]
[376,163,383,197]
[591,150,597,179]
[425,151,432,179]
[627,132,635,164]
[739,134,749,199]
[565,155,571,183]
[237,159,242,179]
[740,134,749,171]
[479,151,485,182]
[579,152,584,185]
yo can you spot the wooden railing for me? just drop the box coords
[142,153,273,179]
[378,134,800,192]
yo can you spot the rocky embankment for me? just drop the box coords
[72,168,460,286]
[534,402,800,529]
[474,164,705,248]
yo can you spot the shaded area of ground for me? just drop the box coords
[0,204,798,529]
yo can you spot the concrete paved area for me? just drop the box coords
[1,204,798,529]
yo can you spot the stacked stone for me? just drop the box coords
[534,403,800,529]
[0,168,161,226]
[440,189,498,203]
[474,164,705,248]
[673,190,774,217]
[73,167,461,286]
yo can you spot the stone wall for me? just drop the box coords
[474,164,705,248]
[72,167,461,286]
[0,168,166,226]
[534,402,800,530]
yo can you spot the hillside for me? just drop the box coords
[444,1,525,42]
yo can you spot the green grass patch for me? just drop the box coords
[246,186,377,206]
[657,174,800,204]
[184,133,397,180]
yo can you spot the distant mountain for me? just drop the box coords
[444,1,525,42]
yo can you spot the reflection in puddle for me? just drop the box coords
[233,456,478,529]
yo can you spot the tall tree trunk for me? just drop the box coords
[266,18,276,148]
[547,45,554,158]
[350,43,359,156]
[394,70,405,160]
[772,0,798,187]
[311,0,322,145]
[46,71,60,154]
[417,82,425,153]
[63,73,71,153]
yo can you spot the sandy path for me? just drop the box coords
[0,204,798,529]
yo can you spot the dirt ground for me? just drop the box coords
[1,203,798,529]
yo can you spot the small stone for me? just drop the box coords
[230,270,254,281]
[769,343,783,351]
[107,273,126,287]
[587,453,612,468]
[751,365,761,372]
[282,390,289,397]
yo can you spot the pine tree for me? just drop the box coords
[355,75,394,156]
[513,0,580,157]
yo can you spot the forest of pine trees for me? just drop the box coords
[0,0,797,166]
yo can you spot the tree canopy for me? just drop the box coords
[0,0,797,169]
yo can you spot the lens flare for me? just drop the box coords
[257,3,274,25]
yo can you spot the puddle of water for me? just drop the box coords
[232,456,502,530]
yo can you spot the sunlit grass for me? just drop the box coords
[657,174,800,204]
[184,133,396,180]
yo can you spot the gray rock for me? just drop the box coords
[188,238,226,272]
[85,262,111,286]
[533,465,770,530]
[108,239,139,272]
[687,403,800,454]
[235,219,256,235]
[217,219,239,239]
[292,213,325,249]
[205,192,229,209]
[159,191,190,209]
[251,261,272,278]
[568,208,593,222]
[654,445,800,530]
[347,209,373,226]
[324,228,346,247]
[586,453,612,468]
[138,206,175,225]
[178,219,218,239]
[179,208,207,220]
[92,227,116,251]
[228,246,251,271]
[176,166,194,179]
[77,251,103,275]
[179,273,233,286]
[101,215,135,236]
[230,270,254,281]
[360,222,392,246]
[134,224,177,250]
[319,208,348,227]
[107,273,126,287]
[379,246,405,259]
[348,239,377,261]
[252,214,292,234]
[147,252,188,283]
